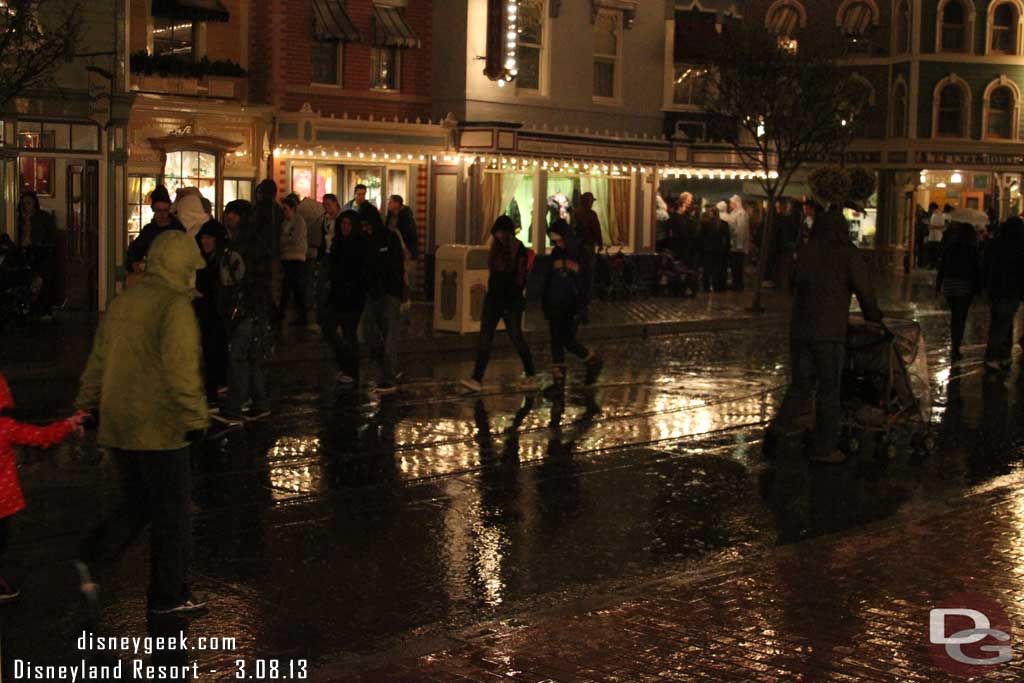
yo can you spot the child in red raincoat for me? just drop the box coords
[0,373,84,601]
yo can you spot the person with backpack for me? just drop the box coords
[461,216,538,393]
[542,220,602,397]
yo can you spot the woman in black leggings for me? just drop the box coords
[542,220,602,396]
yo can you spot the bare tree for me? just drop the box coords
[698,22,869,312]
[0,0,83,109]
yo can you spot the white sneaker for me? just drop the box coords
[335,372,355,385]
[461,378,483,393]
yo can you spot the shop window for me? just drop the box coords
[347,168,384,207]
[387,169,408,205]
[482,172,535,248]
[545,175,631,248]
[312,40,341,84]
[127,175,158,248]
[316,166,338,202]
[593,11,620,101]
[936,81,968,137]
[838,1,875,55]
[19,157,54,196]
[370,47,398,90]
[223,179,253,211]
[291,163,314,201]
[517,0,545,92]
[986,85,1016,139]
[891,81,908,137]
[164,150,217,207]
[844,181,878,247]
[152,18,195,59]
[940,1,967,52]
[895,0,910,54]
[990,2,1019,55]
[14,121,98,151]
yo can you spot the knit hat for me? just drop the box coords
[150,185,171,206]
[491,215,515,236]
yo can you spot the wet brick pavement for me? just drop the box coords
[326,482,1024,682]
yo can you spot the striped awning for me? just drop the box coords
[151,0,229,23]
[373,5,421,49]
[313,0,360,42]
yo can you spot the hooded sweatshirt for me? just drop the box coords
[330,210,368,312]
[77,231,209,451]
[361,204,405,300]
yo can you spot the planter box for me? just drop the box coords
[202,76,246,101]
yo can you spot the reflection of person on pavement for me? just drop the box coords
[772,207,882,464]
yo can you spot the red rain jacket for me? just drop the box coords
[0,374,74,519]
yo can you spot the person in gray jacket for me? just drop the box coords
[773,207,882,464]
[278,195,308,327]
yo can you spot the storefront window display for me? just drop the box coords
[545,175,631,248]
[481,172,535,248]
[346,168,384,207]
[223,179,253,212]
[845,189,878,247]
[164,150,217,207]
[127,175,158,247]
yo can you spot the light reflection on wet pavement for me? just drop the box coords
[2,286,1024,678]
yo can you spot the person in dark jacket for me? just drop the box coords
[773,208,882,464]
[328,210,367,385]
[214,200,274,423]
[983,216,1024,372]
[386,194,419,299]
[699,204,730,292]
[193,219,229,404]
[935,221,981,362]
[17,191,58,317]
[543,220,602,397]
[126,185,186,276]
[461,216,537,393]
[360,203,404,394]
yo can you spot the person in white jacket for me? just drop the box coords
[279,195,309,327]
[723,194,750,291]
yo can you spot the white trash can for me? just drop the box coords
[433,244,492,333]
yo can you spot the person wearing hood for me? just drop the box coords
[360,203,404,394]
[172,188,210,238]
[75,230,210,616]
[982,216,1024,372]
[278,195,309,328]
[194,218,229,404]
[216,200,274,423]
[722,194,750,291]
[328,209,368,385]
[935,220,981,363]
[461,216,537,393]
[542,219,602,397]
[0,374,85,601]
[772,207,882,464]
[126,185,187,276]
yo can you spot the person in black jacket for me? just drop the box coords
[935,220,981,362]
[193,218,229,404]
[543,220,602,397]
[773,207,882,464]
[359,203,404,395]
[983,216,1024,372]
[699,204,730,292]
[328,210,367,386]
[461,216,537,393]
[126,185,186,276]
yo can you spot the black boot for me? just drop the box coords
[584,353,603,386]
[543,365,566,399]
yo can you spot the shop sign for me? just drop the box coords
[917,151,1024,166]
[518,138,670,162]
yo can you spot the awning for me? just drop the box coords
[313,0,360,42]
[151,0,229,23]
[373,5,421,49]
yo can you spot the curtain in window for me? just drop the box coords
[480,173,526,244]
[607,178,631,246]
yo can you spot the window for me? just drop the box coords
[223,179,253,211]
[991,3,1018,54]
[766,1,803,50]
[312,41,341,84]
[941,1,967,52]
[937,83,966,137]
[593,11,620,101]
[517,0,545,92]
[152,18,195,58]
[891,82,908,137]
[839,1,875,54]
[127,176,158,248]
[370,46,398,90]
[987,86,1015,139]
[895,1,910,53]
[163,150,217,207]
[673,65,706,106]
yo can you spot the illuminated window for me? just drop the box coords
[593,11,620,100]
[673,65,706,106]
[127,175,158,248]
[164,150,217,207]
[152,18,194,58]
[370,47,398,90]
[223,179,253,212]
[517,0,545,92]
[766,1,804,51]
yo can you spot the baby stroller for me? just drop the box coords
[838,315,934,459]
[655,249,698,298]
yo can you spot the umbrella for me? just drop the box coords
[949,207,989,227]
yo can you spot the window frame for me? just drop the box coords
[370,45,400,91]
[765,0,806,41]
[987,1,1023,56]
[836,0,878,55]
[592,9,622,104]
[150,16,199,60]
[937,0,973,54]
[127,175,159,250]
[982,77,1021,141]
[515,0,548,96]
[932,76,971,139]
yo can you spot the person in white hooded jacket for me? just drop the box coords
[721,194,750,291]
